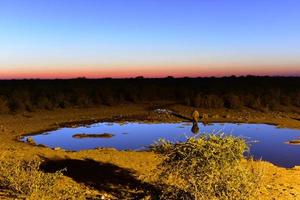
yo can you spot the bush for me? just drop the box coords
[0,157,85,200]
[192,94,224,108]
[8,90,33,112]
[36,96,54,110]
[151,135,261,200]
[0,96,9,113]
[224,94,242,109]
[0,77,299,112]
[280,95,291,106]
[293,91,300,107]
[53,93,71,108]
[192,94,202,107]
[206,94,224,108]
[8,97,26,112]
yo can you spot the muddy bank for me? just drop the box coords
[286,140,300,145]
[72,133,115,139]
[13,103,300,141]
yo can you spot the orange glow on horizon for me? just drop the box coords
[0,64,299,79]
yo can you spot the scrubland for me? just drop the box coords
[0,77,299,114]
[0,77,300,199]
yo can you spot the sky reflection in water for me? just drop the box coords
[23,122,300,168]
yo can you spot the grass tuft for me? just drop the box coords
[0,155,85,200]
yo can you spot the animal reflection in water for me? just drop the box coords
[191,122,199,134]
[191,110,200,134]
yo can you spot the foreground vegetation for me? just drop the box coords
[0,135,262,199]
[0,76,299,113]
[151,135,262,200]
[0,104,299,199]
[0,154,85,200]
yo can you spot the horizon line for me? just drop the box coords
[0,74,299,81]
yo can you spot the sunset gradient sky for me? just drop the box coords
[0,0,300,79]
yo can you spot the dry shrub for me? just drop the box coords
[151,135,262,200]
[224,94,242,109]
[193,94,224,108]
[0,156,85,200]
[0,97,9,113]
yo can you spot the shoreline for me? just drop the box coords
[7,103,300,152]
[15,105,300,139]
[1,103,300,199]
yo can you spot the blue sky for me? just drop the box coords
[0,0,299,78]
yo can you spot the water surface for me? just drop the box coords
[22,122,300,168]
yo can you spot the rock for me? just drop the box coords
[154,109,172,114]
[293,166,300,170]
[286,140,300,145]
[26,137,36,145]
[53,147,63,151]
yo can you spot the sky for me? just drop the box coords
[0,0,300,79]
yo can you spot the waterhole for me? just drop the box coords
[22,122,300,168]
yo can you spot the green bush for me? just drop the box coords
[151,135,261,200]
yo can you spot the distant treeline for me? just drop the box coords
[0,76,299,113]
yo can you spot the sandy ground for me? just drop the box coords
[0,103,300,199]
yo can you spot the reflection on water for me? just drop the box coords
[22,122,300,168]
[191,122,199,134]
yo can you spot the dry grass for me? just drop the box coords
[151,135,262,200]
[0,104,299,199]
[0,153,85,200]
